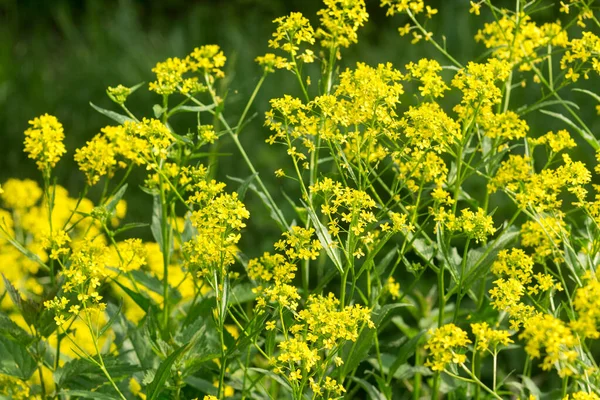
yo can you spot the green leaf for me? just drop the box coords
[114,222,150,235]
[98,302,122,338]
[302,201,344,274]
[59,390,119,400]
[388,331,425,379]
[90,102,134,125]
[539,109,599,150]
[112,279,154,313]
[56,357,140,391]
[248,368,293,393]
[572,88,600,103]
[349,377,386,400]
[228,176,289,231]
[169,104,216,116]
[146,343,193,400]
[231,173,258,202]
[0,335,36,379]
[106,184,128,215]
[0,312,33,345]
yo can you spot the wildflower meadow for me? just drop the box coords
[2,0,600,399]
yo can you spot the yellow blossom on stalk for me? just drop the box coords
[380,0,425,16]
[482,111,529,141]
[404,58,449,98]
[401,102,461,153]
[41,229,71,260]
[521,215,566,262]
[149,57,189,95]
[571,272,600,339]
[424,323,471,372]
[122,118,174,164]
[74,134,117,186]
[112,238,146,272]
[488,155,533,193]
[489,277,536,329]
[470,322,513,352]
[255,53,288,73]
[186,45,227,80]
[437,207,495,243]
[334,62,404,128]
[183,179,249,279]
[529,129,576,153]
[452,59,511,121]
[385,276,401,299]
[475,14,568,71]
[394,149,449,192]
[491,248,534,285]
[24,113,67,172]
[316,0,369,49]
[564,392,600,400]
[561,32,600,80]
[269,12,315,63]
[274,226,322,261]
[1,178,43,210]
[469,1,481,15]
[520,313,579,376]
[0,374,30,400]
[107,84,131,105]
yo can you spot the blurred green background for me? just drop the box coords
[0,0,593,252]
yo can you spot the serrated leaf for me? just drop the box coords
[90,102,134,125]
[0,335,36,379]
[0,312,33,345]
[146,342,193,400]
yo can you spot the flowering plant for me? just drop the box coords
[2,0,600,399]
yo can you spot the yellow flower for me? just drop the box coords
[470,322,513,352]
[315,0,369,49]
[24,114,67,172]
[424,323,471,372]
[469,1,481,15]
[1,178,43,210]
[74,134,117,185]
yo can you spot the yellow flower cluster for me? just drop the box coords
[45,242,111,326]
[273,293,372,384]
[424,323,471,372]
[380,0,426,16]
[452,59,511,122]
[529,130,576,154]
[250,251,300,311]
[520,215,566,263]
[481,111,529,141]
[24,114,67,172]
[489,248,561,329]
[564,392,600,400]
[316,0,369,49]
[561,32,600,82]
[470,322,513,353]
[268,12,315,67]
[74,134,117,185]
[148,44,224,94]
[571,271,600,339]
[183,179,249,279]
[436,207,495,243]
[475,14,568,71]
[0,374,30,400]
[519,313,579,376]
[274,226,322,261]
[107,84,131,104]
[404,58,448,98]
